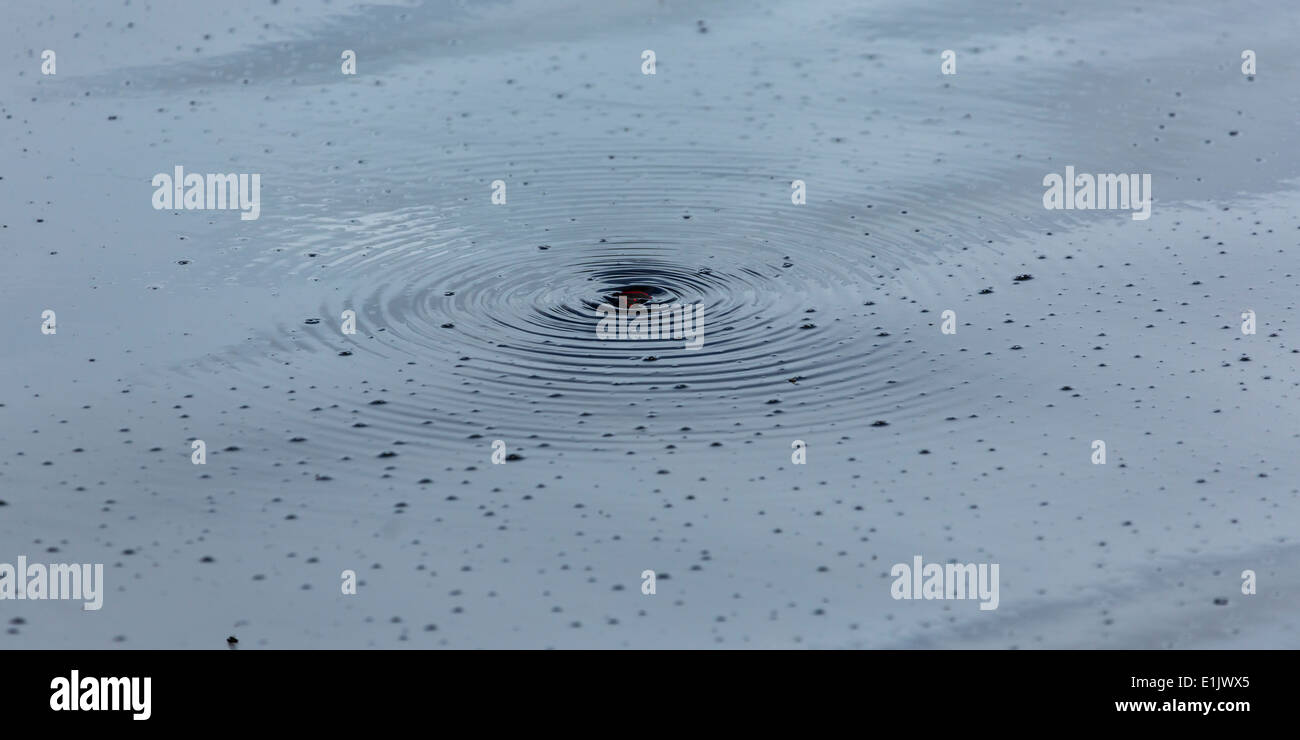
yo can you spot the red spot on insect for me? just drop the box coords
[620,289,652,305]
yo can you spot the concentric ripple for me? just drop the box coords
[192,168,971,449]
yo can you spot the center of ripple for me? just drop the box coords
[583,284,676,311]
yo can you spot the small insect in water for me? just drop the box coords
[618,287,653,305]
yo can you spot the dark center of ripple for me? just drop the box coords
[583,284,676,311]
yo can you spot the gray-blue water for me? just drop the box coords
[1,0,1298,647]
